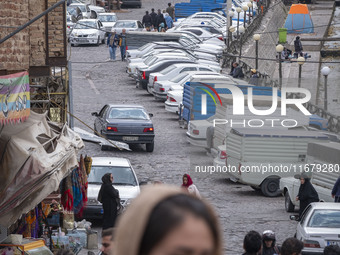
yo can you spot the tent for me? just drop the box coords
[284,4,314,34]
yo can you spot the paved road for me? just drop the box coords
[71,0,298,254]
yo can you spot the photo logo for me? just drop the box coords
[200,86,312,116]
[199,83,223,115]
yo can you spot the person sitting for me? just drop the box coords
[281,47,292,60]
[249,69,259,86]
[229,62,244,79]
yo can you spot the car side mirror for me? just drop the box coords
[139,181,148,186]
[91,112,99,117]
[290,215,300,221]
[149,113,153,118]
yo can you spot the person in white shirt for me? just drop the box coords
[181,174,201,198]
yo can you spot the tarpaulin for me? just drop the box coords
[0,111,84,227]
[0,71,30,125]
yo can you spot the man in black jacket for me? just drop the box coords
[150,8,157,30]
[142,11,152,28]
[155,9,167,32]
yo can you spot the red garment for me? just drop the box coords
[182,174,193,188]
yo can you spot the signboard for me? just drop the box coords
[0,71,30,125]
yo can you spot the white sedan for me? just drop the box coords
[292,202,340,254]
[98,13,118,33]
[165,85,183,114]
[70,19,106,46]
[148,63,221,94]
[173,27,225,46]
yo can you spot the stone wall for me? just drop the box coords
[0,1,30,71]
[242,0,288,78]
[0,0,66,72]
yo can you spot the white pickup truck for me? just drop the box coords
[280,142,340,212]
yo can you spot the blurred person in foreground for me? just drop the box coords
[112,185,223,255]
[324,244,340,255]
[261,230,279,255]
[280,237,303,255]
[100,228,114,255]
[243,230,262,255]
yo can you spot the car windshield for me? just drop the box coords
[88,166,137,186]
[144,55,157,65]
[138,43,151,51]
[114,21,136,28]
[308,209,340,228]
[98,15,117,22]
[109,107,149,119]
[171,72,190,83]
[160,65,177,75]
[75,21,96,29]
[71,4,86,12]
[67,7,78,16]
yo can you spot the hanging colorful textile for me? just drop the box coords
[84,155,92,175]
[61,174,74,211]
[0,71,30,125]
[72,168,83,215]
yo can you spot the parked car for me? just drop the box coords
[153,71,219,101]
[98,13,118,33]
[121,0,142,8]
[291,202,340,254]
[148,63,221,94]
[126,41,182,59]
[70,19,106,46]
[92,104,155,152]
[112,20,144,34]
[69,3,104,19]
[172,27,224,45]
[83,157,140,219]
[165,86,183,114]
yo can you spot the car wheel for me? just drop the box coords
[71,43,74,47]
[261,178,280,197]
[285,191,295,212]
[138,4,141,8]
[146,142,154,152]
[97,36,100,46]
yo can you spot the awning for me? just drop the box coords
[0,111,84,227]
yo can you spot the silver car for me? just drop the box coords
[112,20,144,34]
[292,202,340,254]
[83,157,140,219]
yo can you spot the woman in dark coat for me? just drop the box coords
[295,172,319,218]
[98,173,119,229]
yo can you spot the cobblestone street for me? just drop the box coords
[71,0,298,254]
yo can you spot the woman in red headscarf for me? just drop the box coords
[181,174,201,198]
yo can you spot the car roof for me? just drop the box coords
[92,157,131,167]
[99,13,117,16]
[310,202,340,209]
[107,104,145,109]
[78,19,98,22]
[116,20,138,22]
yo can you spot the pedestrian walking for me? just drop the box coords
[107,29,119,61]
[294,36,303,57]
[150,8,157,29]
[229,62,244,79]
[113,185,223,255]
[142,11,152,28]
[97,173,120,229]
[331,177,340,202]
[119,29,127,61]
[280,237,303,255]
[166,2,175,20]
[295,172,319,218]
[181,174,201,198]
[262,230,280,255]
[164,12,173,29]
[249,69,259,85]
[242,230,262,255]
[156,9,167,32]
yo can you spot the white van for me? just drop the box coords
[280,142,340,212]
[225,128,330,197]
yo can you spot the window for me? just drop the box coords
[108,107,149,120]
[170,73,189,83]
[308,209,340,228]
[180,67,196,73]
[186,29,202,36]
[98,15,117,22]
[199,67,212,71]
[88,166,137,186]
[160,65,177,75]
[75,21,96,29]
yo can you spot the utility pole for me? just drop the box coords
[226,0,232,45]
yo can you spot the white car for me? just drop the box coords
[112,20,144,34]
[98,13,118,33]
[172,27,224,46]
[153,71,220,101]
[126,42,182,59]
[165,86,183,113]
[70,19,106,46]
[292,202,340,254]
[69,3,104,19]
[83,157,140,219]
[148,63,221,95]
[179,33,224,55]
